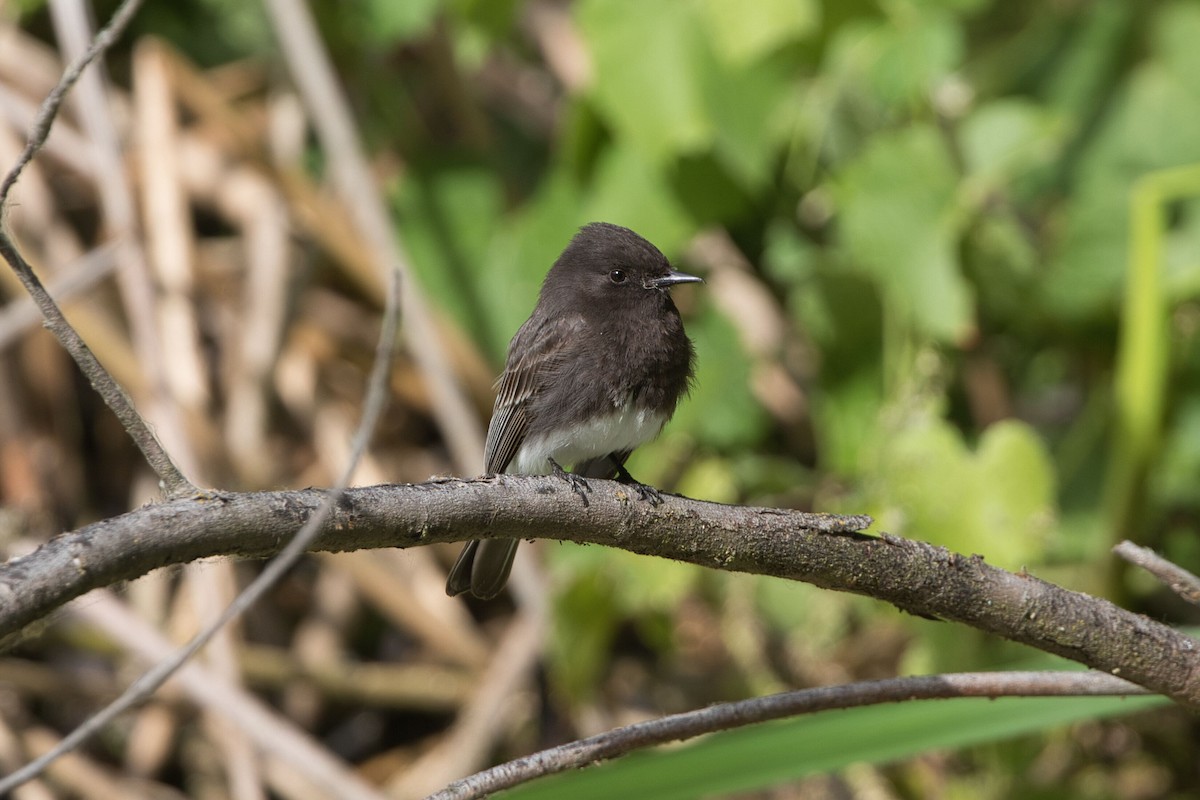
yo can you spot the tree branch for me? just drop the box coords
[1114,539,1200,606]
[430,670,1149,800]
[2,478,1198,707]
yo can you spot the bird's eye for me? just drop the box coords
[609,269,628,284]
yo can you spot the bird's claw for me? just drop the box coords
[631,482,664,506]
[613,463,664,506]
[550,458,591,507]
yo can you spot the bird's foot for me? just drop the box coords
[549,457,591,507]
[614,463,664,506]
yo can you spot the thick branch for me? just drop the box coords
[2,477,1198,707]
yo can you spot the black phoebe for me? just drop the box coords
[446,222,702,600]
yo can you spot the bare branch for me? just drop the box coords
[0,242,117,350]
[1114,539,1200,606]
[0,250,401,799]
[0,0,142,202]
[0,0,407,787]
[2,479,1198,709]
[0,0,194,497]
[430,670,1149,800]
[68,591,390,800]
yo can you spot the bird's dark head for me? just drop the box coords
[542,222,703,309]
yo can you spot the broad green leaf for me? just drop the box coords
[869,413,1055,567]
[696,47,798,191]
[867,13,962,108]
[1038,177,1128,320]
[362,0,441,42]
[975,421,1057,565]
[826,14,963,111]
[1044,63,1200,320]
[546,568,621,701]
[1087,65,1200,172]
[485,173,588,356]
[394,166,506,351]
[576,0,712,162]
[1151,0,1200,98]
[583,145,696,255]
[674,456,739,505]
[668,308,769,449]
[810,368,884,478]
[872,412,977,543]
[699,0,819,67]
[756,577,853,647]
[970,213,1038,281]
[835,125,973,342]
[546,548,699,702]
[960,100,1066,181]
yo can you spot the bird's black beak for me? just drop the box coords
[648,269,704,289]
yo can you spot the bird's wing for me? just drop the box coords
[484,313,584,475]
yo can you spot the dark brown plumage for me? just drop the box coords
[446,222,701,600]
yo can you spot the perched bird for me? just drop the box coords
[446,222,702,600]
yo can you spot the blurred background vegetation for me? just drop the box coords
[2,0,1200,797]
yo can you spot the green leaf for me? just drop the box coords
[835,125,973,342]
[503,686,1163,800]
[668,308,769,449]
[546,547,699,702]
[577,0,798,192]
[576,0,712,162]
[1043,61,1200,320]
[810,367,884,478]
[485,174,588,356]
[1151,0,1200,98]
[960,100,1066,181]
[394,166,506,353]
[869,413,1055,566]
[826,14,963,111]
[583,145,696,255]
[698,0,819,67]
[975,421,1057,565]
[868,14,962,107]
[696,48,798,191]
[361,0,441,42]
[546,567,621,702]
[675,456,740,504]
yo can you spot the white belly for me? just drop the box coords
[510,406,667,475]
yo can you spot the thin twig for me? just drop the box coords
[0,242,117,350]
[429,671,1150,800]
[0,0,194,497]
[0,0,407,785]
[1114,539,1200,606]
[0,0,141,202]
[46,0,183,466]
[0,224,402,798]
[72,591,389,800]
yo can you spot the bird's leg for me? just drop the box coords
[613,462,664,506]
[549,457,591,507]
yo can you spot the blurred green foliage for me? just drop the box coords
[379,0,1200,792]
[42,0,1197,794]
